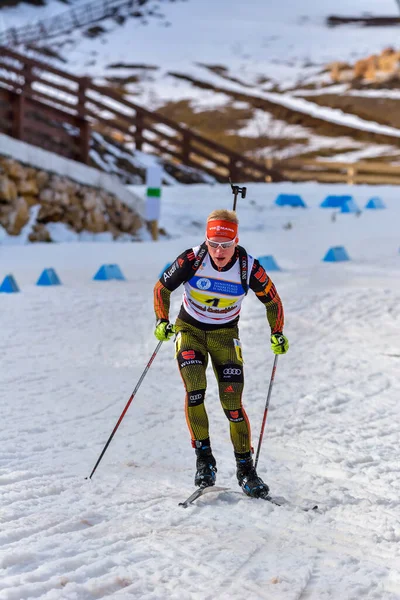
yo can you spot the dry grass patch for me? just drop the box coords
[300,94,400,130]
[156,99,297,156]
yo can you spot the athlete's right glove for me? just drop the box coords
[271,333,289,355]
[154,319,176,341]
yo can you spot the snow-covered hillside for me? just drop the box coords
[1,0,397,81]
[1,182,400,599]
[2,0,400,163]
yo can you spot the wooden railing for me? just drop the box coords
[276,158,400,186]
[0,47,279,183]
[327,15,400,27]
[0,0,133,47]
[2,47,400,185]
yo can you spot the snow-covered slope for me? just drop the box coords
[1,182,400,599]
[2,0,400,163]
[1,0,397,80]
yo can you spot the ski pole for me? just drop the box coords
[254,355,278,469]
[86,339,164,480]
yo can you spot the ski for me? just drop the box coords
[264,495,319,512]
[179,487,318,512]
[179,485,230,508]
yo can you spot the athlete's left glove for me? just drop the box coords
[154,319,176,341]
[271,333,289,355]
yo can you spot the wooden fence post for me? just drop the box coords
[182,131,191,164]
[264,157,273,182]
[22,63,33,93]
[135,110,144,151]
[79,119,90,164]
[265,157,273,170]
[347,165,356,184]
[78,77,89,117]
[229,157,239,182]
[78,77,90,164]
[12,93,25,140]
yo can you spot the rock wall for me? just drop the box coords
[0,156,143,242]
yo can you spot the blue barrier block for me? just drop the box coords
[0,274,20,293]
[109,264,125,280]
[93,264,126,281]
[340,198,360,213]
[320,195,353,208]
[93,265,111,281]
[36,268,62,286]
[323,246,350,262]
[275,194,307,208]
[365,197,386,209]
[257,255,281,271]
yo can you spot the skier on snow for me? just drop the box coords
[153,209,289,498]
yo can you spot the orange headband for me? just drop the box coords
[206,219,238,240]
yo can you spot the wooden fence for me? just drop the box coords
[0,47,279,183]
[2,47,400,185]
[0,0,134,47]
[275,158,400,186]
[327,15,400,27]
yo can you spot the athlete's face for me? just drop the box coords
[206,235,238,268]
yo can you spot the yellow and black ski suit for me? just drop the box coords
[154,245,284,457]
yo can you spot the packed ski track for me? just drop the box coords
[1,183,400,599]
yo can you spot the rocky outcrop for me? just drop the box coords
[0,156,143,242]
[329,47,400,85]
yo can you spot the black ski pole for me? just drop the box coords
[254,355,278,469]
[229,178,246,212]
[86,339,164,480]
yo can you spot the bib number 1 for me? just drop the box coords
[205,298,220,307]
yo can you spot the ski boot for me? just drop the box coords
[194,446,217,488]
[236,455,269,499]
